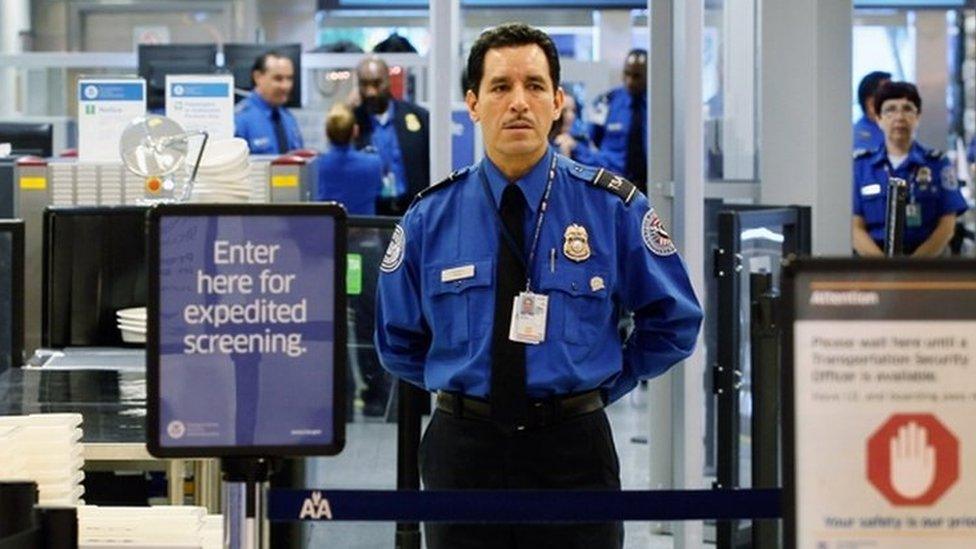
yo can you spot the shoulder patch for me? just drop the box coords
[413,166,473,203]
[642,209,677,257]
[591,168,638,205]
[927,148,945,160]
[380,224,406,273]
[941,165,958,191]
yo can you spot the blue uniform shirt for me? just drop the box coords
[853,115,884,152]
[853,142,968,252]
[234,93,304,155]
[315,144,383,215]
[368,103,408,197]
[375,147,702,403]
[573,88,646,178]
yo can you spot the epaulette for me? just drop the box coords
[234,100,249,114]
[926,148,944,160]
[413,166,473,203]
[853,148,871,160]
[590,168,638,205]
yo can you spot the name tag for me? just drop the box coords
[607,122,624,132]
[861,184,881,197]
[441,264,475,282]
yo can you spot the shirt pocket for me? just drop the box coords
[859,194,886,227]
[424,258,494,347]
[537,261,612,347]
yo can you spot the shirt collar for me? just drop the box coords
[874,141,926,167]
[248,92,278,119]
[372,101,395,126]
[481,147,553,215]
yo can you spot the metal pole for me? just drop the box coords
[884,177,907,257]
[750,272,781,549]
[222,458,270,549]
[395,380,424,549]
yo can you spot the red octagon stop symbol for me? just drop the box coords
[867,414,959,506]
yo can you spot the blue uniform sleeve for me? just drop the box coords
[605,195,703,403]
[852,162,863,216]
[936,158,968,217]
[234,110,250,142]
[374,208,431,388]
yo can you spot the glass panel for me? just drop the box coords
[852,12,915,122]
[704,0,759,182]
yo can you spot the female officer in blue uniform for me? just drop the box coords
[852,82,968,257]
[375,23,702,549]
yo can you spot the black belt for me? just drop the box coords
[435,390,604,429]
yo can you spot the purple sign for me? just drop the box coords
[151,210,343,456]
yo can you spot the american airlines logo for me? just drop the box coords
[809,290,879,306]
[298,491,333,520]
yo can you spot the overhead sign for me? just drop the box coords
[148,204,346,458]
[165,74,235,141]
[784,259,976,548]
[78,78,146,163]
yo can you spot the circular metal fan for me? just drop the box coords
[119,115,191,178]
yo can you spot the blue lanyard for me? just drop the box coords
[479,152,558,292]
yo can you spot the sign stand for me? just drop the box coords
[222,458,272,549]
[146,204,347,549]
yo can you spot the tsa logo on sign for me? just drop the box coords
[299,491,333,520]
[173,85,185,97]
[167,420,186,439]
[83,85,99,100]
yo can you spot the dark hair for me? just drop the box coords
[857,71,891,114]
[250,50,291,75]
[873,81,921,116]
[626,48,648,63]
[465,22,560,95]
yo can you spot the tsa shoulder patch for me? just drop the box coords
[641,209,676,257]
[941,165,958,191]
[381,224,406,273]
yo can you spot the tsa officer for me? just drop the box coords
[853,71,890,153]
[375,23,702,549]
[234,51,305,155]
[852,82,968,257]
[352,55,430,216]
[316,104,383,215]
[561,49,647,193]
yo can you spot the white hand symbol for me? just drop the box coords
[890,421,936,499]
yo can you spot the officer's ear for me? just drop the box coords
[465,89,480,123]
[553,87,565,120]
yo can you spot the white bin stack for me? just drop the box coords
[189,138,252,203]
[0,413,85,505]
[76,505,221,549]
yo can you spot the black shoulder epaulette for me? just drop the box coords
[413,166,472,203]
[853,148,871,160]
[926,148,944,160]
[591,168,638,205]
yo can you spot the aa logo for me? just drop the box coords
[298,491,333,520]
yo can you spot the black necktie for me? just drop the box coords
[271,109,289,154]
[625,94,647,192]
[490,184,528,428]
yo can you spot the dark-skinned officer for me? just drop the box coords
[375,23,702,549]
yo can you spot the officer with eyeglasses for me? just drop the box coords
[852,81,968,257]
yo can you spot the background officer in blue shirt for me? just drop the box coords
[352,55,430,216]
[234,51,305,155]
[315,104,383,215]
[556,49,648,193]
[375,23,702,549]
[852,81,968,257]
[853,71,890,153]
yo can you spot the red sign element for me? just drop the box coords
[867,414,958,506]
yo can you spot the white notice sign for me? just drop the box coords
[789,268,976,549]
[78,78,146,163]
[165,74,234,140]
